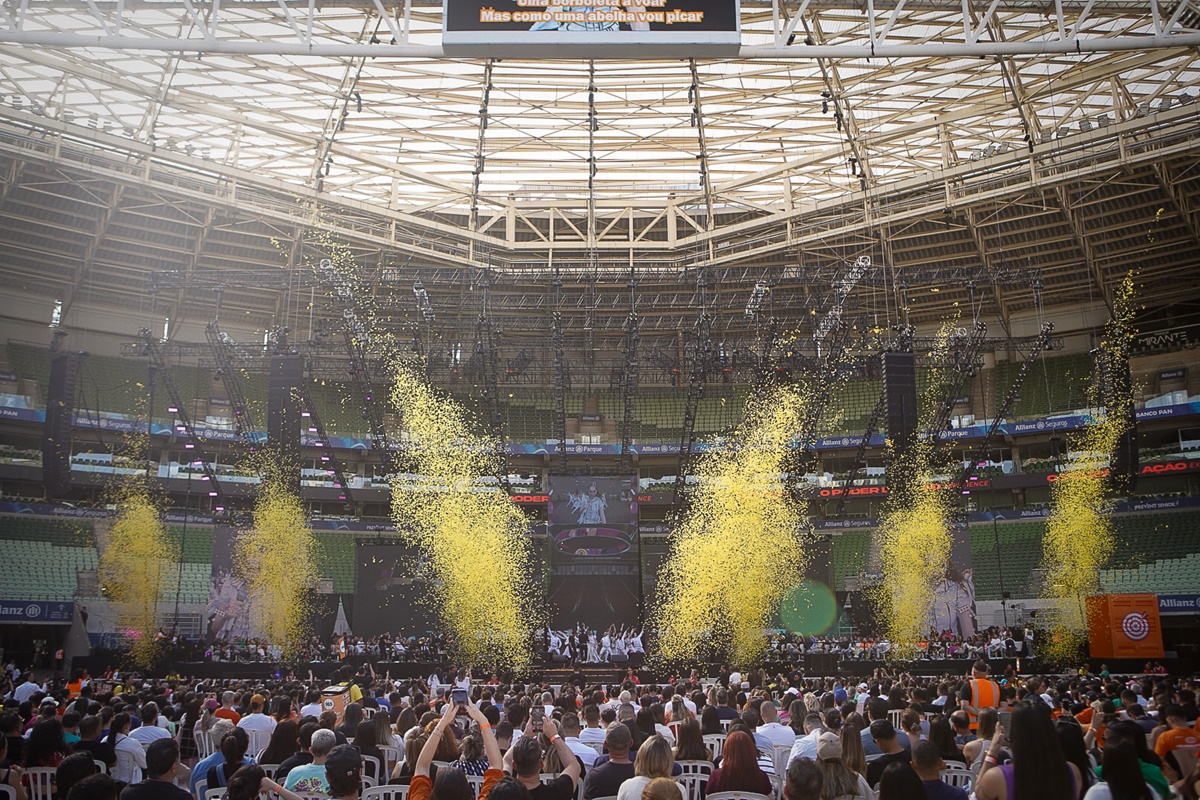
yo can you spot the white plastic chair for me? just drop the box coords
[677,773,708,800]
[941,764,974,791]
[379,745,402,776]
[466,775,485,798]
[676,761,713,775]
[706,792,771,800]
[204,788,226,800]
[703,734,726,761]
[1176,745,1200,780]
[257,765,281,780]
[193,779,208,800]
[247,729,272,759]
[0,784,17,800]
[770,745,790,780]
[23,769,56,800]
[195,721,214,759]
[360,755,383,785]
[360,785,410,800]
[93,760,109,774]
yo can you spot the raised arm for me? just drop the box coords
[541,718,581,788]
[464,702,503,770]
[417,701,459,777]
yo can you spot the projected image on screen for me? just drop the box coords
[547,476,637,560]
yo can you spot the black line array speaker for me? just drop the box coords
[1109,358,1139,494]
[42,353,82,498]
[883,351,919,458]
[268,354,303,492]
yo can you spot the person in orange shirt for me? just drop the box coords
[411,700,504,800]
[1153,704,1200,782]
[214,692,241,725]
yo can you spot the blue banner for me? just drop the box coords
[0,601,73,623]
[1158,594,1200,614]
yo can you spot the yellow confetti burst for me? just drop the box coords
[873,326,956,656]
[237,477,318,657]
[653,383,812,665]
[1040,274,1137,662]
[390,366,541,670]
[99,482,177,667]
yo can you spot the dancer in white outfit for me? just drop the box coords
[586,632,600,662]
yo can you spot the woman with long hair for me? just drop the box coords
[642,777,683,800]
[179,699,203,767]
[374,709,401,750]
[813,731,870,800]
[355,720,386,782]
[673,719,709,762]
[927,717,965,765]
[633,709,656,749]
[259,720,301,767]
[206,729,251,790]
[23,719,68,768]
[1057,719,1097,796]
[699,706,722,737]
[273,697,295,724]
[705,730,772,797]
[975,700,1080,800]
[839,725,869,782]
[396,708,419,742]
[876,761,927,800]
[1084,740,1154,800]
[617,735,684,800]
[1100,721,1170,800]
[789,700,808,736]
[964,707,1000,773]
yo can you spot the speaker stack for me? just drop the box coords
[41,353,82,498]
[268,354,303,493]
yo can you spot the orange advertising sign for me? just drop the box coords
[1088,594,1164,659]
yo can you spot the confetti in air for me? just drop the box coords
[872,327,956,656]
[653,382,812,665]
[236,476,319,657]
[390,366,541,670]
[1040,273,1137,662]
[99,481,176,667]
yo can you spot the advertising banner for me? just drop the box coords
[0,601,73,624]
[443,0,740,58]
[1088,593,1164,659]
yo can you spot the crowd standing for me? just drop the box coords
[3,658,1200,800]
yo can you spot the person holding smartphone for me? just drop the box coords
[411,700,505,800]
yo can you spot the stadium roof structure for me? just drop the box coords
[0,0,1198,349]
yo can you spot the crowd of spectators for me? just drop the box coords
[3,659,1200,800]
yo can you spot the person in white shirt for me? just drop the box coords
[787,713,824,763]
[728,671,743,689]
[130,703,172,745]
[108,712,148,783]
[560,713,599,767]
[300,689,324,719]
[236,694,277,734]
[578,705,607,745]
[13,675,43,704]
[757,701,796,750]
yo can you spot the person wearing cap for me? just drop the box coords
[812,730,871,800]
[583,723,635,800]
[959,660,1000,733]
[322,745,362,800]
[237,695,277,735]
[864,720,909,789]
[911,739,967,800]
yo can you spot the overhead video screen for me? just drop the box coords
[443,0,740,58]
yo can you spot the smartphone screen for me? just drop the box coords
[998,711,1012,730]
[531,706,544,731]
